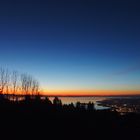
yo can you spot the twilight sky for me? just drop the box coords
[0,0,140,95]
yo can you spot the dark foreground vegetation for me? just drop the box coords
[0,95,140,140]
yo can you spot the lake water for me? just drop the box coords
[49,96,110,110]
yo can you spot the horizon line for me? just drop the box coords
[42,89,140,96]
[2,93,140,97]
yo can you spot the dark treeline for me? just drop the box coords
[0,95,140,140]
[0,68,140,140]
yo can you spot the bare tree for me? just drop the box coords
[0,68,9,94]
[21,74,39,95]
[21,74,28,95]
[32,79,39,96]
[11,71,19,95]
[5,70,10,94]
[0,67,40,101]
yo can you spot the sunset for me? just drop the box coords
[43,89,140,96]
[0,0,140,139]
[0,0,140,96]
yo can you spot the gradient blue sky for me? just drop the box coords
[0,0,140,94]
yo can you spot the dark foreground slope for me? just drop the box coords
[0,97,140,140]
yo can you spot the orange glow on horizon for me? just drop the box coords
[41,89,140,96]
[3,88,140,96]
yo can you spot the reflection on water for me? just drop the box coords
[49,97,110,110]
[95,102,110,110]
[6,95,110,110]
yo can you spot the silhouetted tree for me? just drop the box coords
[21,74,34,101]
[21,74,40,97]
[76,102,81,109]
[5,71,10,95]
[11,71,18,94]
[69,103,74,108]
[67,103,75,110]
[31,79,39,96]
[87,102,95,111]
[45,96,52,105]
[53,97,62,106]
[0,68,9,94]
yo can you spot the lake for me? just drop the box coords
[49,96,110,110]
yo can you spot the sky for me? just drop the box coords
[0,0,140,95]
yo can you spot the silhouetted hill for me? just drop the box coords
[0,95,140,140]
